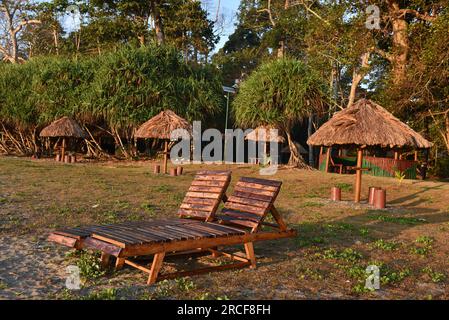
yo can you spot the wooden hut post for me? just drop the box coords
[163,140,168,174]
[394,150,399,160]
[414,150,418,161]
[325,147,331,173]
[61,137,66,158]
[354,148,363,202]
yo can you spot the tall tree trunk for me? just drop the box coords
[387,0,409,85]
[307,115,314,166]
[347,52,370,108]
[285,129,311,169]
[151,1,165,45]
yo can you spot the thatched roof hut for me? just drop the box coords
[307,99,432,149]
[307,99,432,203]
[135,110,191,140]
[40,116,87,139]
[245,125,285,143]
[135,110,191,174]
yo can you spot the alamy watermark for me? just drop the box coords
[169,121,279,175]
[365,265,380,290]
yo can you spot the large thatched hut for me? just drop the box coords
[40,116,87,159]
[308,99,432,202]
[135,110,191,174]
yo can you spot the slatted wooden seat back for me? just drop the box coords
[216,177,282,232]
[178,170,231,222]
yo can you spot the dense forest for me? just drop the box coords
[0,1,448,175]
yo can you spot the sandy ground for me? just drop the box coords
[0,156,448,299]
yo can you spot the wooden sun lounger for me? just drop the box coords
[48,173,296,285]
[48,170,231,249]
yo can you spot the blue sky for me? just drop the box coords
[203,0,240,52]
[61,0,240,51]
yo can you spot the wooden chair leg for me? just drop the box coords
[211,246,222,258]
[100,253,110,269]
[244,242,256,268]
[115,258,125,270]
[147,252,166,285]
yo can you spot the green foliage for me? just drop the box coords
[0,45,222,135]
[433,157,449,178]
[233,58,328,129]
[323,248,363,263]
[175,277,195,292]
[76,251,106,280]
[82,288,117,300]
[422,267,446,283]
[370,239,399,251]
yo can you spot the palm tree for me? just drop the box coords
[233,58,328,168]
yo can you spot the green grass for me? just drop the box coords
[370,239,400,251]
[368,213,427,225]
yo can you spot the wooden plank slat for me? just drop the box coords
[234,185,277,197]
[227,196,271,208]
[47,233,78,247]
[236,181,279,191]
[240,177,282,187]
[217,216,258,229]
[178,209,209,218]
[188,186,224,193]
[191,180,227,187]
[83,237,122,256]
[221,209,262,222]
[224,202,268,215]
[180,203,215,212]
[195,170,231,176]
[182,197,217,206]
[194,175,230,181]
[232,191,273,202]
[185,192,221,199]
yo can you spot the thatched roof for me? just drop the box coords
[307,99,432,149]
[135,110,191,140]
[245,125,285,143]
[40,116,87,138]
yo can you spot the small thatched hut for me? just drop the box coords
[308,99,432,202]
[135,110,191,173]
[245,125,285,143]
[245,126,285,164]
[40,116,87,159]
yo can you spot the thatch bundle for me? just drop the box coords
[245,125,285,143]
[307,99,432,149]
[135,110,191,140]
[40,116,87,139]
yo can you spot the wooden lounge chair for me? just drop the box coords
[48,173,296,285]
[48,170,231,249]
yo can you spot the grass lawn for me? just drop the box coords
[0,156,448,300]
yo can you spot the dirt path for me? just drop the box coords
[0,236,67,299]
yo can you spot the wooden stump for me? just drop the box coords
[330,187,341,201]
[176,166,183,176]
[368,187,380,205]
[56,154,61,162]
[64,155,70,163]
[70,155,76,163]
[169,168,177,176]
[373,189,386,209]
[153,164,161,174]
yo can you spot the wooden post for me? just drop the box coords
[147,252,165,285]
[163,140,168,174]
[414,150,418,161]
[244,242,256,268]
[319,146,323,155]
[394,150,399,160]
[61,137,66,159]
[325,147,331,173]
[354,148,363,202]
